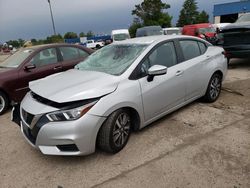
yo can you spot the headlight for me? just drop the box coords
[46,101,97,122]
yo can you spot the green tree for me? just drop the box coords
[7,40,20,48]
[129,18,143,38]
[129,0,172,37]
[79,32,86,37]
[18,38,25,47]
[31,39,37,45]
[197,10,209,23]
[64,32,78,39]
[45,34,64,44]
[176,0,199,27]
[86,31,94,37]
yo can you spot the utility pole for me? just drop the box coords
[47,0,56,35]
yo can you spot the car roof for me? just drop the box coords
[24,43,84,50]
[116,35,201,45]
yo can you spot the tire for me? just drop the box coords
[97,109,131,153]
[203,73,222,103]
[0,91,9,115]
[96,44,101,49]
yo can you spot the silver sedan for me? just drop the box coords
[13,35,227,156]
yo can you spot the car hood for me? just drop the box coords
[29,69,120,103]
[222,21,250,32]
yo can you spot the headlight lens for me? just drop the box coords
[46,101,97,122]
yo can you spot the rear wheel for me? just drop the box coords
[0,91,9,115]
[203,73,222,103]
[97,109,131,153]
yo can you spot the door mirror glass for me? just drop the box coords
[24,64,36,71]
[147,65,167,82]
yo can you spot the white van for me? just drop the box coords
[111,29,130,42]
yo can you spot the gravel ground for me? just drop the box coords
[0,57,250,188]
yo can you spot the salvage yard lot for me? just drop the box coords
[1,58,250,188]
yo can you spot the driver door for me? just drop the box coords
[138,42,186,123]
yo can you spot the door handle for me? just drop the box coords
[53,66,62,70]
[176,70,183,76]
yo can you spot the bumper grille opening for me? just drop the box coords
[56,144,79,152]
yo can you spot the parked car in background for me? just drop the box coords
[213,23,231,31]
[182,23,217,45]
[13,35,227,156]
[111,29,130,42]
[0,43,92,115]
[136,26,163,37]
[220,13,250,60]
[163,27,182,35]
[86,40,105,49]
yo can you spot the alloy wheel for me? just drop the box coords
[209,76,221,100]
[113,112,131,148]
[0,95,5,113]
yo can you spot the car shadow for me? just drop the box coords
[229,58,250,69]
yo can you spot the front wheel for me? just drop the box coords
[202,73,222,103]
[0,91,9,115]
[97,109,131,154]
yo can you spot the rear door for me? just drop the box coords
[178,39,210,101]
[59,46,89,70]
[17,47,62,100]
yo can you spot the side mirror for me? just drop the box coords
[24,64,36,71]
[147,65,167,82]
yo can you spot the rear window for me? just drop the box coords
[59,47,79,61]
[198,42,207,54]
[180,40,201,61]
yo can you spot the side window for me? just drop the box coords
[198,42,207,54]
[59,47,79,61]
[30,48,58,67]
[140,42,177,75]
[78,49,89,58]
[180,40,201,61]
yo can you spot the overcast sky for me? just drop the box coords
[0,0,235,42]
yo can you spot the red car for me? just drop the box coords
[182,23,218,45]
[0,43,93,115]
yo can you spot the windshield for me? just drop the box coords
[76,44,148,75]
[198,27,216,34]
[236,14,250,23]
[113,34,130,41]
[0,49,33,68]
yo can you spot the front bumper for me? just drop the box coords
[12,93,106,156]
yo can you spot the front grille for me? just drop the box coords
[22,109,34,126]
[21,108,50,145]
[22,123,36,144]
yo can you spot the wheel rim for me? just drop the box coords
[210,76,221,100]
[113,112,131,147]
[0,96,5,113]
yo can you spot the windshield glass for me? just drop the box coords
[76,44,148,75]
[236,14,250,23]
[0,49,33,68]
[198,27,216,34]
[113,34,130,41]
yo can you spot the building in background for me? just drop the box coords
[214,0,250,23]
